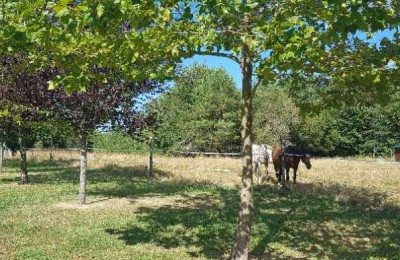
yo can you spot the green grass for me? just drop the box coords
[1,155,400,260]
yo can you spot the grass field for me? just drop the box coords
[1,151,400,260]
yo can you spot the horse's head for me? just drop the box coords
[301,154,312,169]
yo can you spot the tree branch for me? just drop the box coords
[251,76,263,98]
[192,50,240,64]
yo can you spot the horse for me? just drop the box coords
[252,144,273,183]
[272,146,312,184]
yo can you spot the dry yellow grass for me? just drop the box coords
[28,150,400,206]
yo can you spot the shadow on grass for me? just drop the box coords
[105,186,239,259]
[251,183,400,259]
[103,177,400,259]
[1,158,169,185]
[0,158,77,183]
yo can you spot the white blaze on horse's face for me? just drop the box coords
[302,154,312,169]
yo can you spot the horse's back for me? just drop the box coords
[272,146,301,170]
[252,144,272,164]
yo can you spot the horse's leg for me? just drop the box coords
[258,161,268,183]
[278,163,283,182]
[254,163,260,183]
[286,167,290,182]
[273,163,281,182]
[264,161,268,176]
[293,167,298,184]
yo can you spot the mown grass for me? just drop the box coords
[1,151,400,259]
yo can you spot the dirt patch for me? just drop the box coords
[55,197,131,210]
[130,193,222,211]
[54,194,222,211]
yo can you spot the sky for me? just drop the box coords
[182,55,242,88]
[180,29,395,90]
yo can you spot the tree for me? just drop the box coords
[294,89,400,157]
[0,111,19,175]
[0,55,54,183]
[2,0,176,202]
[90,130,146,152]
[163,2,398,258]
[149,65,241,152]
[33,120,77,160]
[253,85,300,146]
[49,77,161,204]
[1,53,161,200]
[0,0,181,91]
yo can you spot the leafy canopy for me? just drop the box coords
[1,0,182,91]
[149,65,241,152]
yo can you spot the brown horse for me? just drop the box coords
[272,146,312,184]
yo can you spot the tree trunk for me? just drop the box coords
[19,137,28,184]
[49,138,54,162]
[0,142,4,175]
[79,134,88,205]
[149,137,154,178]
[232,44,254,260]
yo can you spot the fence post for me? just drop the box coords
[149,137,154,178]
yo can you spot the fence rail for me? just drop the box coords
[176,151,241,157]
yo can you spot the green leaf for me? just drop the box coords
[372,75,380,83]
[97,4,105,18]
[161,9,171,21]
[48,80,56,90]
[0,108,9,116]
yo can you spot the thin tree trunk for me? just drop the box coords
[232,44,254,260]
[79,134,88,205]
[149,137,154,178]
[50,138,54,162]
[19,137,28,184]
[0,142,4,175]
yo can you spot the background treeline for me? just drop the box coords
[142,65,400,157]
[2,65,399,157]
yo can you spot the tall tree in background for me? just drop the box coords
[253,86,300,146]
[33,120,77,160]
[149,65,241,152]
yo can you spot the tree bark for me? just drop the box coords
[0,142,4,175]
[149,137,154,178]
[79,134,88,205]
[49,138,54,162]
[19,137,28,184]
[232,44,254,260]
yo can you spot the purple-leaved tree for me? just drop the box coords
[50,75,161,204]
